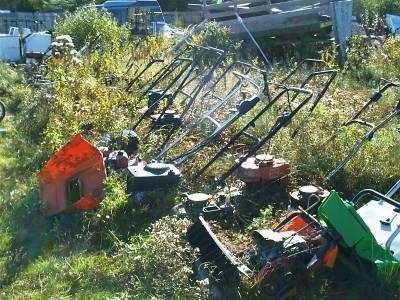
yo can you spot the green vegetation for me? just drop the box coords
[0,5,400,300]
[354,0,400,29]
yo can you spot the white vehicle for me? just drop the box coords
[0,27,51,62]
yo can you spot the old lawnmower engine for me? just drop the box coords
[150,109,182,126]
[104,150,129,169]
[172,193,234,221]
[127,161,181,192]
[252,210,338,297]
[236,154,290,186]
[290,185,329,210]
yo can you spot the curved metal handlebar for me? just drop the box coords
[206,86,314,186]
[344,79,400,126]
[185,42,225,55]
[281,59,327,84]
[232,71,262,93]
[325,103,400,181]
[351,189,400,208]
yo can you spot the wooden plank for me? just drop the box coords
[219,7,327,37]
[205,0,332,20]
[206,0,331,11]
[206,1,330,20]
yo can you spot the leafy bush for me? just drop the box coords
[247,205,274,231]
[344,35,377,81]
[381,37,400,76]
[354,0,400,31]
[0,63,23,97]
[354,0,400,19]
[344,35,400,82]
[192,21,242,57]
[54,6,130,50]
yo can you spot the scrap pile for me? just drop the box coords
[37,32,400,299]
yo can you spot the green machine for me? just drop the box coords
[318,183,400,266]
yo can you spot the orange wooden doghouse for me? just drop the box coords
[39,134,106,216]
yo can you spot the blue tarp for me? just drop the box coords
[103,0,161,9]
[386,14,400,36]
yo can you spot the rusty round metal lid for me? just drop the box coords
[165,109,177,115]
[255,154,274,162]
[186,193,211,206]
[290,185,330,201]
[187,193,211,202]
[299,185,319,195]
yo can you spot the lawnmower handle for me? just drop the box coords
[344,79,400,126]
[351,189,400,209]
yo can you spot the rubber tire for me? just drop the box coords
[0,101,5,123]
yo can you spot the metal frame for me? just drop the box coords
[351,188,400,252]
[131,57,194,130]
[157,71,264,165]
[126,45,191,93]
[325,100,400,181]
[187,216,252,278]
[288,69,337,137]
[154,60,269,159]
[194,61,337,181]
[125,20,207,91]
[274,59,337,137]
[155,60,269,151]
[131,45,226,132]
[344,78,400,126]
[386,179,400,198]
[143,45,227,138]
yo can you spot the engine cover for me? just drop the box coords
[127,162,181,192]
[236,154,290,185]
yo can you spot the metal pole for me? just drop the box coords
[234,12,272,68]
[386,180,400,198]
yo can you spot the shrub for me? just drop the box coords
[192,21,242,58]
[354,0,400,31]
[54,5,130,50]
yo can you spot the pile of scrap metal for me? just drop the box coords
[144,58,338,225]
[185,80,400,298]
[188,208,338,298]
[188,179,400,298]
[190,0,353,60]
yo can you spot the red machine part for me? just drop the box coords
[273,211,338,268]
[107,150,129,169]
[256,210,338,295]
[236,154,290,185]
[39,134,106,216]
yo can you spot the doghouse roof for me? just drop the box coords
[39,134,103,182]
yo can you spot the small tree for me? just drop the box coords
[54,5,130,50]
